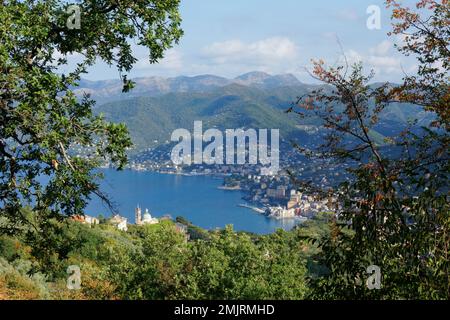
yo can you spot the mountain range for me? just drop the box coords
[84,72,432,154]
[75,71,304,105]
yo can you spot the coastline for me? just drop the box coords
[218,185,241,191]
[107,167,305,223]
[238,203,266,213]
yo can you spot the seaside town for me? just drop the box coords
[79,135,352,229]
[106,142,348,222]
[84,146,345,231]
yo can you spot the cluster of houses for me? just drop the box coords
[71,214,100,225]
[265,190,338,219]
[71,206,189,241]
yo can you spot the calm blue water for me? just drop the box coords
[85,169,298,234]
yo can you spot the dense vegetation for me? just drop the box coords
[0,0,182,243]
[290,0,449,299]
[0,214,332,299]
[95,84,429,152]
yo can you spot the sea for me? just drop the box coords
[85,169,300,234]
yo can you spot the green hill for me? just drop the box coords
[95,82,430,153]
[95,84,305,151]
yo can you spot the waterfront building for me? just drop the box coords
[287,198,298,210]
[266,206,296,219]
[266,185,286,199]
[287,190,302,209]
[142,208,159,225]
[134,206,159,225]
[135,205,142,225]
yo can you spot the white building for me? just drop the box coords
[110,214,128,231]
[266,206,296,219]
[142,208,159,225]
[85,215,99,225]
[135,206,159,225]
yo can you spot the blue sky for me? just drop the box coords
[81,0,417,82]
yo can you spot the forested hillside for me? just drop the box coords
[95,82,429,152]
[0,213,332,300]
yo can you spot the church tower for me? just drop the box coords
[135,205,142,225]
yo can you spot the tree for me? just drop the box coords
[386,0,449,127]
[290,0,449,299]
[183,226,308,300]
[0,0,183,260]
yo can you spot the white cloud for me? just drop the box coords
[367,55,402,74]
[135,47,183,72]
[200,37,300,74]
[157,48,183,70]
[131,38,300,78]
[335,41,401,76]
[344,49,364,65]
[370,40,392,56]
[334,48,404,79]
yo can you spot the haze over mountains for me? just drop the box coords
[80,72,433,154]
[76,71,305,104]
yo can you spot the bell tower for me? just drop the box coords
[135,205,142,225]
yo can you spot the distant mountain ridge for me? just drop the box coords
[74,72,303,104]
[72,71,435,155]
[94,82,432,153]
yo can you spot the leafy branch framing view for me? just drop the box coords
[0,0,448,300]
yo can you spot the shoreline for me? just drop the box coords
[107,167,301,221]
[238,203,266,214]
[218,185,241,191]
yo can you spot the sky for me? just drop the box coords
[80,0,418,83]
